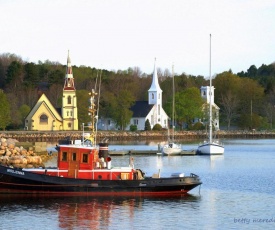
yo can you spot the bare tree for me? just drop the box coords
[220,90,239,130]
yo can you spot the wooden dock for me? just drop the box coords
[109,149,196,156]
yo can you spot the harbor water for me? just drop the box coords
[1,138,275,230]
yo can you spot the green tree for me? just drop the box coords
[214,71,242,129]
[19,104,31,125]
[144,119,151,131]
[76,90,91,128]
[110,90,135,130]
[175,87,204,128]
[6,61,24,91]
[0,91,11,130]
[24,62,39,87]
[238,113,268,130]
[6,93,21,129]
[238,78,265,129]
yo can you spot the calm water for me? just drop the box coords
[1,139,275,230]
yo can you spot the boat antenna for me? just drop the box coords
[209,34,213,144]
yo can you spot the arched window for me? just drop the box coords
[40,114,48,124]
[67,96,72,104]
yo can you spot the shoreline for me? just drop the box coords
[1,130,274,142]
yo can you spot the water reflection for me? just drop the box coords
[209,155,224,169]
[0,194,201,229]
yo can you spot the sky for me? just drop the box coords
[1,0,275,77]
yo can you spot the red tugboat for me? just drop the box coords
[0,90,201,197]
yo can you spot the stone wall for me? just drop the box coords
[0,130,274,143]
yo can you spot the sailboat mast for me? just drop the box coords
[172,64,175,142]
[209,34,213,143]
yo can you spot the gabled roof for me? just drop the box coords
[25,93,63,121]
[130,101,154,117]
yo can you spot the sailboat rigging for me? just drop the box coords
[161,64,182,155]
[197,34,224,155]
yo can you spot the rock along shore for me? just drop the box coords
[0,130,274,143]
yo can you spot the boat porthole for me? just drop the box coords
[98,175,102,179]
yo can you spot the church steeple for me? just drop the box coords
[148,58,162,105]
[64,50,75,90]
[62,51,78,130]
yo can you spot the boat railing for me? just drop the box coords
[190,173,199,177]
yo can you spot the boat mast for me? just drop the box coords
[88,89,98,145]
[209,34,213,144]
[172,64,175,143]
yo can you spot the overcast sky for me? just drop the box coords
[1,0,275,77]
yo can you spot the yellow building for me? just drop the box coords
[25,52,79,131]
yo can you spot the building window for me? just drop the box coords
[68,123,72,128]
[67,111,69,116]
[39,114,48,124]
[62,152,67,161]
[158,105,160,115]
[152,93,154,99]
[108,120,111,125]
[82,153,88,163]
[158,93,160,99]
[70,111,73,116]
[134,119,138,125]
[67,96,71,104]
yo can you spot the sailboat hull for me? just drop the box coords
[162,144,182,155]
[197,142,224,155]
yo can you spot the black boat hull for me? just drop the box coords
[0,165,201,197]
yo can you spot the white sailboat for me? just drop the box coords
[162,65,182,155]
[197,34,224,155]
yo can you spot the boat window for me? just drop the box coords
[72,152,77,161]
[82,153,88,163]
[62,152,67,161]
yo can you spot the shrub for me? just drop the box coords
[152,123,162,131]
[190,122,205,130]
[130,124,137,131]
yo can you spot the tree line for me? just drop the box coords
[0,53,274,131]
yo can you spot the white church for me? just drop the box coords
[97,60,220,131]
[97,60,169,131]
[200,85,220,130]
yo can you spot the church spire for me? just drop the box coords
[148,58,162,105]
[64,50,75,90]
[148,58,162,92]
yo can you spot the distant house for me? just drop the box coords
[25,52,79,131]
[97,60,169,130]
